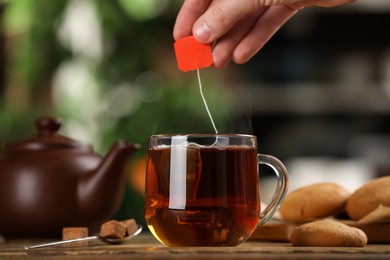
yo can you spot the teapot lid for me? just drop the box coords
[6,117,91,153]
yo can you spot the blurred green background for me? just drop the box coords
[0,0,246,226]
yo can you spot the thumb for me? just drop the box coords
[193,0,262,43]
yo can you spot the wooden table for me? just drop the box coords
[1,232,390,259]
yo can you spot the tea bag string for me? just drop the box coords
[196,68,218,134]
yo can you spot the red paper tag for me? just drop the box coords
[174,36,213,72]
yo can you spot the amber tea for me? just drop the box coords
[144,135,288,247]
[145,145,259,246]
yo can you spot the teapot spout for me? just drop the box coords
[77,141,140,221]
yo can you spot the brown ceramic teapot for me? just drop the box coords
[0,117,140,237]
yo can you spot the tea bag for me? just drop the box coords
[174,36,213,72]
[168,137,202,209]
[174,35,219,135]
[170,37,219,208]
[185,143,203,200]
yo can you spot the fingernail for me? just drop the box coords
[194,23,211,42]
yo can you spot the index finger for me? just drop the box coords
[173,0,212,40]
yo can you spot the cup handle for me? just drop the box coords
[257,154,289,226]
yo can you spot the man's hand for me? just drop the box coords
[173,0,356,68]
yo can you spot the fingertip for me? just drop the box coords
[173,23,192,40]
[193,22,212,43]
[172,30,181,41]
[213,58,230,69]
[211,44,232,69]
[232,48,252,65]
[174,0,212,41]
[215,62,230,70]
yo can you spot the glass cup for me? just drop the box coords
[144,134,288,246]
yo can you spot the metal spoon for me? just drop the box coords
[25,224,143,249]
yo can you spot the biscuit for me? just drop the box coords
[279,183,351,222]
[346,176,390,221]
[290,220,367,247]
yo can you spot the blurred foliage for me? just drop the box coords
[0,0,242,224]
[3,0,69,99]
